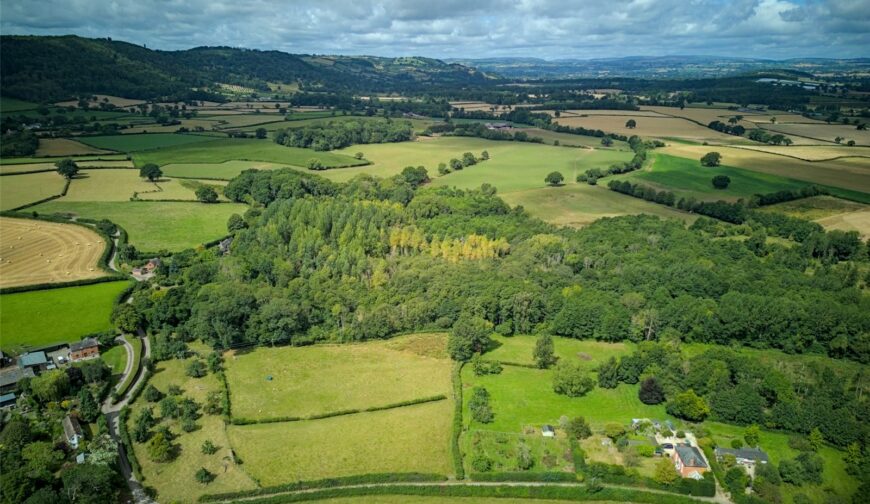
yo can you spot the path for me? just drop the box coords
[217,480,729,504]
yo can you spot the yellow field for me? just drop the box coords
[760,196,868,221]
[61,169,206,201]
[55,94,146,108]
[760,123,870,145]
[556,109,667,117]
[35,138,112,157]
[0,159,134,174]
[0,217,108,288]
[553,115,741,143]
[816,209,870,238]
[659,143,870,193]
[0,172,68,210]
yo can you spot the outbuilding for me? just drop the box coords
[63,415,84,449]
[542,425,556,437]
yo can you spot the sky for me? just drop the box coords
[1,0,868,60]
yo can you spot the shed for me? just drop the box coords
[0,367,35,393]
[19,351,48,369]
[542,425,556,437]
[0,393,16,409]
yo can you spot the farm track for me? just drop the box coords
[0,217,109,288]
[213,480,729,504]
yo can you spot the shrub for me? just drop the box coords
[202,440,218,455]
[516,443,534,471]
[604,423,626,440]
[552,361,595,397]
[471,455,493,472]
[712,175,731,189]
[533,334,556,369]
[143,385,162,403]
[666,389,709,421]
[638,377,665,404]
[186,359,207,378]
[731,438,744,449]
[636,445,655,457]
[567,416,592,440]
[196,467,216,485]
[469,387,493,423]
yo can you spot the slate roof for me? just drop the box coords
[19,351,48,367]
[70,338,99,353]
[0,367,35,388]
[63,415,83,440]
[715,447,769,464]
[675,445,707,468]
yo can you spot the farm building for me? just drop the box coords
[69,338,100,362]
[672,445,709,479]
[485,122,512,131]
[0,367,35,393]
[63,415,84,449]
[18,351,48,370]
[132,257,162,279]
[0,392,16,409]
[542,425,556,437]
[714,447,769,466]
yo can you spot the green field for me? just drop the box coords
[225,333,451,420]
[0,171,68,210]
[161,160,297,180]
[618,153,810,201]
[31,201,246,252]
[226,399,453,485]
[486,335,635,369]
[100,344,128,375]
[0,97,39,112]
[0,154,128,165]
[305,497,642,504]
[62,169,201,201]
[127,351,257,503]
[0,281,131,352]
[133,138,365,169]
[462,429,575,475]
[76,133,222,152]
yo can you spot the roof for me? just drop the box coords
[0,367,35,387]
[19,351,48,367]
[63,415,83,440]
[0,393,16,404]
[715,447,769,463]
[542,425,555,432]
[70,338,99,352]
[675,446,707,468]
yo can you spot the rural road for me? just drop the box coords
[216,480,730,504]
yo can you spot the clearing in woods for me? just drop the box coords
[0,217,108,288]
[224,333,451,421]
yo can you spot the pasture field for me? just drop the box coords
[35,138,112,157]
[225,333,451,420]
[100,344,127,376]
[208,114,288,129]
[226,399,453,485]
[0,280,131,352]
[161,160,297,180]
[658,143,870,196]
[759,195,868,221]
[60,169,206,201]
[499,184,697,227]
[760,122,870,145]
[31,201,246,252]
[553,109,666,118]
[0,154,128,165]
[553,115,743,144]
[0,171,68,210]
[127,353,257,503]
[517,128,629,148]
[76,133,222,152]
[462,365,668,432]
[120,118,223,134]
[734,144,870,161]
[55,94,146,108]
[1,159,134,174]
[133,138,365,168]
[0,97,39,112]
[815,208,870,239]
[0,217,108,288]
[618,153,809,201]
[486,335,635,369]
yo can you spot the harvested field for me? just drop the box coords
[55,94,146,108]
[553,114,741,143]
[759,196,868,221]
[0,172,68,211]
[734,144,870,161]
[35,138,112,157]
[760,122,870,145]
[816,209,870,239]
[0,217,108,288]
[555,109,667,117]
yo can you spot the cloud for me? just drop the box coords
[0,0,867,59]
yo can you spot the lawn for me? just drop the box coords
[0,171,68,210]
[618,153,809,201]
[133,138,365,168]
[224,333,451,421]
[31,201,246,252]
[485,335,635,369]
[76,133,222,152]
[226,399,454,485]
[127,354,257,503]
[115,335,143,397]
[462,365,668,432]
[161,160,298,180]
[0,280,131,352]
[101,344,128,376]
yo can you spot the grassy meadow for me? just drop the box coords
[76,133,222,152]
[0,280,131,352]
[133,138,365,168]
[31,201,245,252]
[61,169,198,201]
[0,171,68,210]
[226,399,453,485]
[161,160,297,180]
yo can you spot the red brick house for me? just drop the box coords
[69,338,100,362]
[672,445,709,479]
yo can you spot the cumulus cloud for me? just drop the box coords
[0,0,867,58]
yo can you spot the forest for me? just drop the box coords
[273,119,414,151]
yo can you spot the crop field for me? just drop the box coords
[0,171,68,210]
[55,94,147,108]
[133,138,365,168]
[31,201,245,252]
[76,133,222,152]
[127,353,257,503]
[227,400,453,485]
[0,154,129,165]
[552,109,667,118]
[161,160,297,179]
[553,115,743,143]
[734,144,870,161]
[619,153,810,201]
[59,169,204,201]
[0,217,108,288]
[35,138,112,156]
[658,143,870,195]
[0,280,131,352]
[760,122,870,145]
[225,333,451,420]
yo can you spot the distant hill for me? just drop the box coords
[0,35,496,102]
[445,55,870,79]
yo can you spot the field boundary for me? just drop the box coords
[229,394,448,425]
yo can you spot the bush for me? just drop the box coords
[712,175,731,189]
[636,445,655,457]
[186,359,207,378]
[639,377,665,404]
[567,416,592,440]
[552,361,595,397]
[471,455,493,472]
[143,385,162,403]
[731,438,744,449]
[469,387,493,423]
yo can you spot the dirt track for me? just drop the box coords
[0,217,108,288]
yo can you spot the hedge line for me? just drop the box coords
[118,408,144,481]
[451,362,465,480]
[469,472,577,482]
[0,275,129,295]
[586,461,715,497]
[230,395,448,425]
[198,473,448,502]
[216,370,232,420]
[225,483,707,504]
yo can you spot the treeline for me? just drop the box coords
[273,119,413,151]
[577,136,661,184]
[425,122,544,144]
[707,120,746,136]
[451,108,552,127]
[751,185,828,206]
[0,129,38,156]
